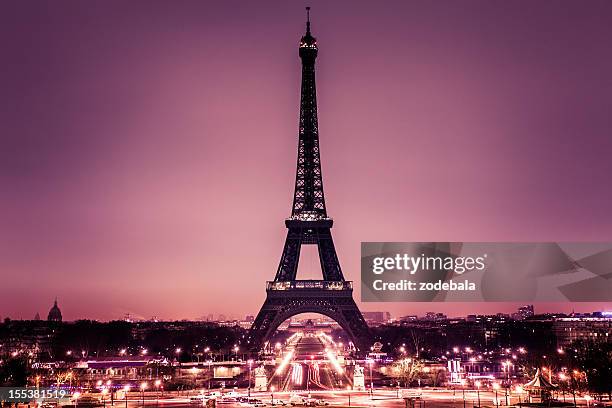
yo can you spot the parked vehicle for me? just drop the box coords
[289,395,308,406]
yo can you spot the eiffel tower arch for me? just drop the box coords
[249,9,371,352]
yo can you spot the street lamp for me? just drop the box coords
[475,381,481,407]
[515,386,524,404]
[176,348,182,375]
[270,386,275,405]
[207,360,213,389]
[493,383,500,408]
[72,391,81,408]
[123,385,130,408]
[366,358,374,399]
[155,379,161,405]
[140,382,148,406]
[558,373,567,402]
[247,359,254,398]
[106,380,113,405]
[101,387,108,408]
[502,360,512,406]
[234,346,239,361]
[190,367,199,388]
[347,386,351,407]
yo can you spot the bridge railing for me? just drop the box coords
[266,280,353,291]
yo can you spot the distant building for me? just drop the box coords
[553,316,611,347]
[362,311,391,325]
[245,315,255,322]
[34,312,41,321]
[512,305,535,320]
[287,319,333,333]
[424,312,448,321]
[47,299,62,322]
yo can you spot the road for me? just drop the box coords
[272,335,351,392]
[104,388,604,408]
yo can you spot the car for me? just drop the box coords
[74,396,102,407]
[190,395,209,402]
[288,395,308,406]
[253,403,266,407]
[315,400,329,406]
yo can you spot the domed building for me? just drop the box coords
[47,298,62,322]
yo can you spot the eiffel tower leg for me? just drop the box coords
[317,228,343,281]
[249,292,372,353]
[274,229,302,281]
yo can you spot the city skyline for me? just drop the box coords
[2,1,612,321]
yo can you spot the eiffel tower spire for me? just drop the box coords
[292,6,326,221]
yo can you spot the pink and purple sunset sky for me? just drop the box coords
[1,1,612,321]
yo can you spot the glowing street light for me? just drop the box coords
[123,385,131,408]
[72,391,81,408]
[154,379,162,403]
[515,385,524,403]
[247,359,254,397]
[366,358,375,398]
[475,381,481,407]
[140,382,148,406]
[492,383,500,408]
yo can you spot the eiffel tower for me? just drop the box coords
[249,8,371,352]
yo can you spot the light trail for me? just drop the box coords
[276,349,295,374]
[291,363,303,384]
[325,348,343,374]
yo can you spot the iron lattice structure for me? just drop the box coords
[249,11,371,352]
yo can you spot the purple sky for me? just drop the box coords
[1,1,612,321]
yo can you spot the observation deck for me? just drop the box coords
[267,280,352,292]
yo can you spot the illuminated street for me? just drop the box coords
[73,387,603,408]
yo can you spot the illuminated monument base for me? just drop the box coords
[254,366,268,392]
[352,364,365,390]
